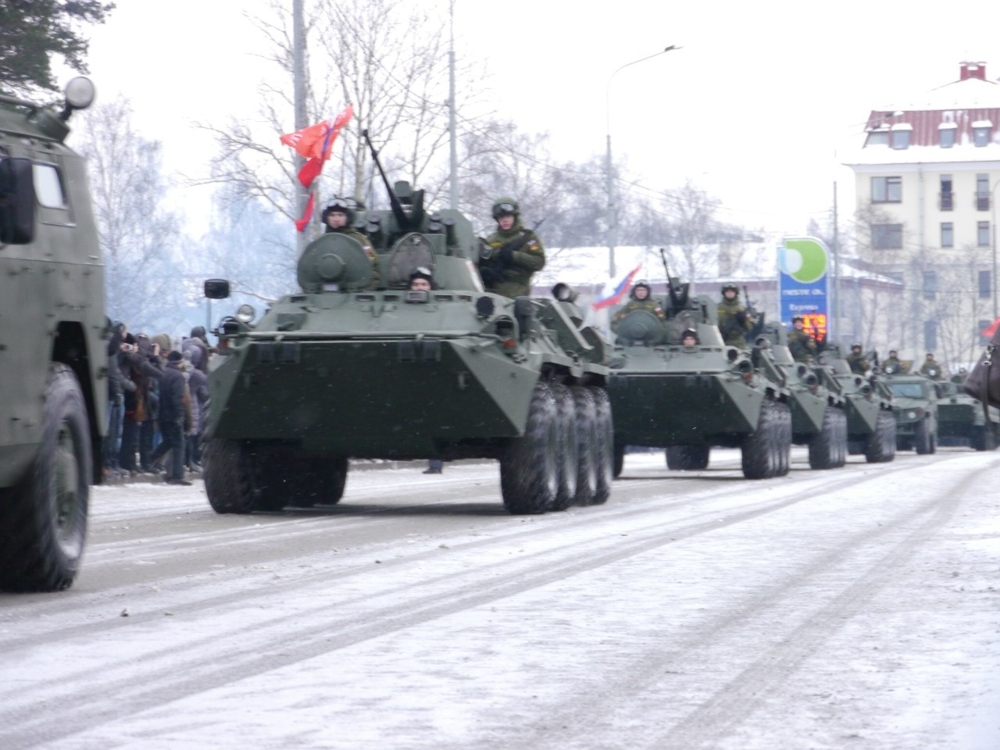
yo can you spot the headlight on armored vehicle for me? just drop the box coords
[236,304,256,323]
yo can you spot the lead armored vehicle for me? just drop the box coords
[203,134,611,516]
[882,371,938,454]
[0,79,105,592]
[937,380,999,450]
[608,278,791,480]
[816,345,896,463]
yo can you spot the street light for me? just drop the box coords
[605,45,680,277]
[992,177,1000,320]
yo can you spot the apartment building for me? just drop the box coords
[842,61,1000,366]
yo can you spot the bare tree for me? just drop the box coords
[74,96,183,332]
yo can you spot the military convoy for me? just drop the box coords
[202,134,611,516]
[937,380,999,451]
[0,78,105,592]
[881,372,939,454]
[818,345,896,463]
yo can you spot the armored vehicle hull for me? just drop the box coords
[937,381,999,450]
[0,80,105,592]
[204,181,611,516]
[884,374,938,454]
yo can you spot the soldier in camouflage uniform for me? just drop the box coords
[882,349,902,374]
[919,352,943,380]
[951,367,968,384]
[479,198,545,298]
[787,316,818,363]
[846,343,870,374]
[322,199,380,291]
[610,281,665,331]
[717,283,754,349]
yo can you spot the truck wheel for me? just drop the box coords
[572,387,599,505]
[742,399,779,479]
[296,457,349,507]
[588,387,614,505]
[774,401,792,476]
[613,439,625,479]
[204,438,258,514]
[915,419,932,455]
[502,383,558,515]
[865,411,891,463]
[809,406,841,470]
[0,364,91,592]
[882,412,897,461]
[549,385,578,511]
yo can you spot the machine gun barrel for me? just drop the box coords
[362,129,409,230]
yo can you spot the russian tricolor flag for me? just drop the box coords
[592,264,643,310]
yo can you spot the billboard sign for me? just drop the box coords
[778,237,830,340]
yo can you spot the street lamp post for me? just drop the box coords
[992,177,1000,321]
[605,45,679,278]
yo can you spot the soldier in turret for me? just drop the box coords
[846,343,871,374]
[717,283,754,349]
[479,198,545,298]
[610,281,665,332]
[322,199,380,290]
[882,349,902,374]
[920,352,943,380]
[787,316,818,363]
[951,367,968,384]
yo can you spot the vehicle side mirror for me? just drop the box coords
[0,158,36,245]
[204,279,231,299]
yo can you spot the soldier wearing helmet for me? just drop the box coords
[322,198,380,290]
[717,283,754,348]
[479,197,545,298]
[787,315,818,363]
[846,342,870,374]
[610,280,666,332]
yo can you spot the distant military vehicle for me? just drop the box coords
[608,277,792,480]
[937,380,999,451]
[817,345,896,463]
[0,78,104,592]
[883,372,938,454]
[202,131,611,516]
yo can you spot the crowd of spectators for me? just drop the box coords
[103,323,212,485]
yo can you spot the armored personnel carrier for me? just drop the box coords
[755,323,847,470]
[0,79,105,592]
[882,371,938,454]
[608,278,791,480]
[937,380,999,450]
[816,345,896,463]
[202,133,611,516]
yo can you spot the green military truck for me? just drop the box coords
[0,78,105,592]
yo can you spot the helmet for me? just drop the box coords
[851,342,862,350]
[492,197,519,220]
[681,328,698,342]
[721,283,739,295]
[408,266,434,288]
[631,280,651,299]
[322,197,355,225]
[792,316,804,324]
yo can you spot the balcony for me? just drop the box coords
[976,192,990,211]
[939,192,954,211]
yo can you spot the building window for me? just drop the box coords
[925,321,937,351]
[872,223,903,250]
[977,174,990,210]
[978,221,991,247]
[974,126,991,147]
[865,130,889,147]
[939,125,956,148]
[979,270,992,299]
[891,129,911,150]
[941,222,954,247]
[872,176,902,203]
[923,271,937,300]
[940,175,953,210]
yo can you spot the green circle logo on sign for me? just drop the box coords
[779,238,828,284]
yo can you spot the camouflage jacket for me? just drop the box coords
[787,329,818,363]
[846,352,870,374]
[329,226,380,290]
[717,298,753,348]
[611,299,666,331]
[882,356,902,373]
[480,222,545,298]
[920,360,943,380]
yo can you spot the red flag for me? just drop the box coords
[295,193,316,233]
[297,157,324,188]
[280,104,355,162]
[982,317,1000,338]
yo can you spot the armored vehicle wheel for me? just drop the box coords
[550,385,579,511]
[613,439,625,479]
[774,401,792,476]
[865,411,894,463]
[572,387,599,505]
[293,457,349,507]
[971,424,997,451]
[809,406,844,470]
[665,445,710,471]
[501,383,559,515]
[204,439,259,513]
[742,399,782,480]
[588,386,614,505]
[0,365,90,593]
[914,419,933,455]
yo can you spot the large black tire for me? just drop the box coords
[550,385,579,511]
[774,401,792,476]
[809,406,845,470]
[665,445,710,470]
[613,439,625,479]
[501,383,558,515]
[865,411,895,463]
[203,438,258,513]
[572,387,599,505]
[742,399,780,480]
[914,419,933,455]
[588,387,614,505]
[0,365,91,592]
[971,424,997,452]
[293,457,348,507]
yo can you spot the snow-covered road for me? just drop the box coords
[2,449,999,749]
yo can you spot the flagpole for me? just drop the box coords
[293,0,308,255]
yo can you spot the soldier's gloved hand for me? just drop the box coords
[498,245,514,265]
[735,311,746,324]
[479,266,502,286]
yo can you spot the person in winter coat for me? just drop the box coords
[148,351,192,485]
[479,198,545,298]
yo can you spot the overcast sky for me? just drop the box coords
[76,0,1000,240]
